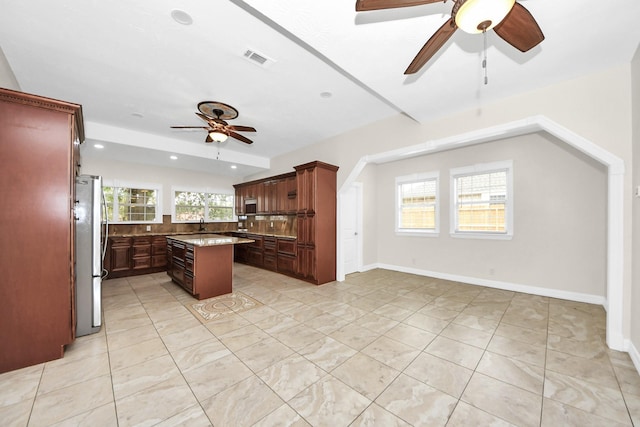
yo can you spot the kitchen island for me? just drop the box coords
[166,234,253,300]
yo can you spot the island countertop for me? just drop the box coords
[166,234,254,247]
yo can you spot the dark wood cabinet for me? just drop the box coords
[151,236,167,267]
[233,233,248,263]
[276,238,297,275]
[246,234,264,267]
[105,235,168,279]
[0,88,83,373]
[232,161,337,284]
[132,237,152,270]
[167,237,234,300]
[294,161,338,285]
[234,172,297,215]
[263,236,277,271]
[108,237,132,272]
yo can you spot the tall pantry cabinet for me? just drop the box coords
[0,88,83,373]
[295,161,339,285]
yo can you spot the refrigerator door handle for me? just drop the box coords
[101,189,109,279]
[91,178,102,277]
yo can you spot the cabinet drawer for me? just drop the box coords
[133,256,151,269]
[247,249,264,267]
[133,236,152,245]
[185,256,194,273]
[152,243,166,255]
[133,244,151,258]
[264,255,277,271]
[171,241,185,259]
[277,238,297,256]
[277,254,296,275]
[264,244,276,256]
[110,237,132,247]
[152,254,167,267]
[172,263,185,283]
[184,272,194,292]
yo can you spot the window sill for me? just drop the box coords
[396,231,440,238]
[450,232,513,241]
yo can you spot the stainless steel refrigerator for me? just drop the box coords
[75,175,107,337]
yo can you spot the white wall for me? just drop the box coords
[631,46,640,364]
[265,64,635,345]
[372,132,607,299]
[80,156,237,214]
[0,47,20,90]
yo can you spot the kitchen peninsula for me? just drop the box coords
[166,234,253,300]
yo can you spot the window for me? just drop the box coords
[396,172,439,235]
[450,160,513,239]
[172,188,234,222]
[103,182,162,224]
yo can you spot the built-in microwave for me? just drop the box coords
[245,198,257,214]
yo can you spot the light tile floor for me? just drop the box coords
[2,265,640,426]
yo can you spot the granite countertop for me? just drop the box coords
[111,230,297,239]
[233,231,297,239]
[166,234,254,247]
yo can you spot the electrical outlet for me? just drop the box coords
[270,221,274,227]
[146,225,151,231]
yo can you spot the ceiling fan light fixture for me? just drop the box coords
[454,0,515,34]
[208,130,228,143]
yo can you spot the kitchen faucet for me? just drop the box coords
[199,218,206,231]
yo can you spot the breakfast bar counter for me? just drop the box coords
[166,234,253,300]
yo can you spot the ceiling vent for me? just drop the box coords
[243,49,275,68]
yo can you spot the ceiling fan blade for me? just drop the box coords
[196,112,215,123]
[227,125,256,132]
[205,134,214,143]
[494,2,544,52]
[170,126,209,129]
[356,0,443,12]
[228,131,253,144]
[405,18,456,74]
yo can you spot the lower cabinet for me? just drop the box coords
[108,237,132,273]
[167,238,233,300]
[105,235,167,279]
[232,233,299,278]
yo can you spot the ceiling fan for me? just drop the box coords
[355,0,544,75]
[171,101,256,144]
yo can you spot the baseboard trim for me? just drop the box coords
[628,340,640,376]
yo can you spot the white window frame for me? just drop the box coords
[102,180,163,224]
[450,160,513,240]
[171,186,236,223]
[395,171,440,237]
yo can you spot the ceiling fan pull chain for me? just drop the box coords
[483,28,488,85]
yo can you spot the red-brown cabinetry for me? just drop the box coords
[294,161,338,285]
[0,88,84,373]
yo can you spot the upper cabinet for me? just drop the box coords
[234,172,298,216]
[0,88,84,373]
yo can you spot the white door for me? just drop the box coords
[340,183,362,275]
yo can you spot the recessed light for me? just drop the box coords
[320,91,333,98]
[171,9,193,25]
[94,144,104,149]
[231,165,237,169]
[170,155,178,160]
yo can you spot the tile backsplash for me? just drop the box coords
[107,214,297,237]
[239,215,296,236]
[108,215,238,236]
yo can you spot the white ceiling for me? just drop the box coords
[1,0,639,178]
